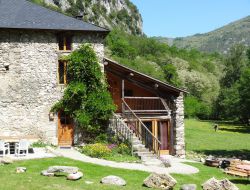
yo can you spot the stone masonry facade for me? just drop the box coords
[0,29,104,145]
[172,92,185,158]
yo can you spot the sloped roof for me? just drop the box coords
[104,58,188,95]
[0,0,108,33]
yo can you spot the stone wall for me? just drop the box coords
[172,92,185,158]
[0,29,104,145]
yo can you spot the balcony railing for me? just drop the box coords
[123,97,170,113]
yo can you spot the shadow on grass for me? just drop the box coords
[230,179,250,185]
[194,149,250,160]
[219,126,250,134]
[202,120,250,134]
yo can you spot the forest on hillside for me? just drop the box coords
[105,30,250,123]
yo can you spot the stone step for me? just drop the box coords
[133,147,148,153]
[134,151,153,157]
[140,155,158,161]
[132,144,145,151]
[132,139,143,145]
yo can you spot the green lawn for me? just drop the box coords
[0,157,249,190]
[0,157,150,190]
[185,119,250,160]
[0,119,249,190]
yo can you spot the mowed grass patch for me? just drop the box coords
[0,157,249,190]
[185,119,250,159]
[172,162,250,190]
[0,157,150,190]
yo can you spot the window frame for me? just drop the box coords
[58,34,73,51]
[58,60,68,85]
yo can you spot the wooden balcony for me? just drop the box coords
[122,97,170,114]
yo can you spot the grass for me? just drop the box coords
[0,157,149,190]
[172,162,250,190]
[0,157,249,190]
[103,154,141,163]
[1,119,249,189]
[185,119,250,160]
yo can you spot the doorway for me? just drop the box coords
[58,111,74,146]
[141,119,171,155]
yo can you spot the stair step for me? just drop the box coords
[132,140,143,145]
[132,144,146,151]
[134,151,153,156]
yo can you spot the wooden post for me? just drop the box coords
[122,79,124,99]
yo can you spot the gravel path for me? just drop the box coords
[50,148,199,175]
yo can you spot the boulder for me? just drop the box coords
[67,172,83,180]
[202,177,238,190]
[143,173,177,190]
[41,170,55,177]
[101,175,126,186]
[16,167,27,173]
[181,184,197,190]
[47,166,79,174]
[0,157,13,164]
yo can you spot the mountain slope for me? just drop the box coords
[158,16,250,54]
[30,0,143,35]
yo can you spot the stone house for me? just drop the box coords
[0,0,186,158]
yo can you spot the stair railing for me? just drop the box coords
[122,99,162,158]
[109,113,134,155]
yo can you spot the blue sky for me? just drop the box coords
[130,0,250,38]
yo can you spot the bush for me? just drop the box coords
[95,134,108,143]
[117,143,130,155]
[82,143,111,158]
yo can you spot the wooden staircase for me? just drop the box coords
[109,113,164,167]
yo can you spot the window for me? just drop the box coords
[58,61,67,85]
[58,35,72,51]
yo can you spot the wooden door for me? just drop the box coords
[141,119,171,155]
[157,120,171,155]
[58,111,74,146]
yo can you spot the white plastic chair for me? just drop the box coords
[15,140,29,156]
[0,140,10,157]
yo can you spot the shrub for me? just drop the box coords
[82,143,111,158]
[95,134,108,143]
[31,140,48,148]
[117,143,130,155]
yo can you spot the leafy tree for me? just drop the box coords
[51,44,116,135]
[238,56,250,122]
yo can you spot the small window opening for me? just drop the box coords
[124,89,133,97]
[60,111,71,125]
[58,35,72,51]
[4,65,9,71]
[58,61,67,85]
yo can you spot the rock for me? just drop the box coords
[200,157,205,163]
[160,158,171,167]
[16,167,27,173]
[181,184,197,190]
[143,173,177,190]
[47,166,79,174]
[41,170,55,177]
[101,175,126,186]
[0,157,13,164]
[67,172,83,180]
[202,177,238,190]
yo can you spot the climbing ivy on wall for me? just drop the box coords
[51,44,116,135]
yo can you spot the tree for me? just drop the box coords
[51,44,116,135]
[238,52,250,122]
